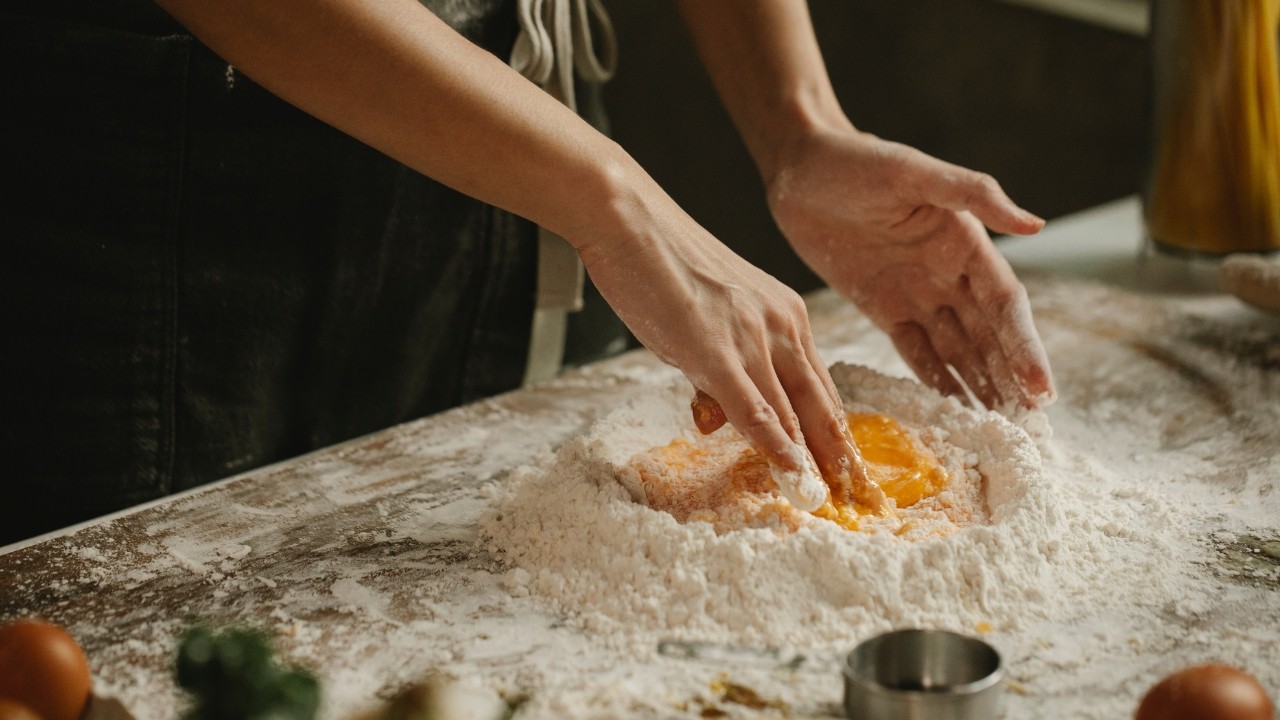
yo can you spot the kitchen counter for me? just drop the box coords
[2,197,1277,718]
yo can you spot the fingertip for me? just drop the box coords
[768,443,828,512]
[741,420,829,511]
[1016,362,1058,409]
[1015,211,1046,235]
[1027,389,1057,409]
[1030,375,1058,408]
[739,417,803,473]
[983,206,1044,237]
[823,435,865,485]
[971,178,1043,236]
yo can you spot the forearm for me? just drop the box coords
[676,0,850,180]
[156,0,654,253]
[155,0,893,486]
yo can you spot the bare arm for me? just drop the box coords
[157,0,633,247]
[678,0,1057,410]
[675,0,844,180]
[154,0,854,510]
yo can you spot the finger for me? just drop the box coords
[802,332,844,412]
[690,388,727,435]
[776,337,852,481]
[951,282,1027,411]
[704,367,828,512]
[741,358,837,513]
[887,321,968,399]
[790,337,893,513]
[958,275,1055,408]
[963,246,1058,406]
[913,155,1044,236]
[928,306,1002,409]
[1008,305,1056,406]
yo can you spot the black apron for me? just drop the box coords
[0,0,625,545]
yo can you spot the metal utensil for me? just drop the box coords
[843,629,1003,720]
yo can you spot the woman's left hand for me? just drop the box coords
[765,124,1056,410]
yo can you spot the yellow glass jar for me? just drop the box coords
[1145,0,1280,255]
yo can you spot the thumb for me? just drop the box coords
[917,158,1044,236]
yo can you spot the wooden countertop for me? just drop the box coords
[2,197,1277,718]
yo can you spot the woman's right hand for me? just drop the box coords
[575,188,868,512]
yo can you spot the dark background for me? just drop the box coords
[603,0,1149,293]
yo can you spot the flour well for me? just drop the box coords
[482,363,1067,648]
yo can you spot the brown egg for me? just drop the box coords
[0,698,43,720]
[1136,663,1274,720]
[0,619,92,720]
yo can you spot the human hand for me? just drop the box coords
[577,192,884,512]
[765,126,1056,410]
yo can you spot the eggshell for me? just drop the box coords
[0,698,43,720]
[1135,663,1274,720]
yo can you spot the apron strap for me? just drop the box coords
[510,0,617,385]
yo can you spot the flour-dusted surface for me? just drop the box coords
[1,275,1278,720]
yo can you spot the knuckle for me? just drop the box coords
[889,320,924,344]
[764,291,809,335]
[930,304,952,323]
[784,289,808,316]
[780,323,807,353]
[962,172,999,206]
[742,400,780,431]
[984,283,1027,315]
[973,172,1001,196]
[780,410,803,437]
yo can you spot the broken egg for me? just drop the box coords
[632,411,950,534]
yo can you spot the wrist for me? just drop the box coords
[748,86,853,186]
[553,140,672,261]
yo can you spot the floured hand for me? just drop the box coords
[577,190,884,513]
[691,389,889,515]
[766,125,1056,410]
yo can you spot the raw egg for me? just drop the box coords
[1135,663,1274,720]
[813,412,948,530]
[635,411,949,534]
[0,619,92,720]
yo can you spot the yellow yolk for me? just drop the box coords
[849,412,947,507]
[811,413,948,531]
[633,412,949,534]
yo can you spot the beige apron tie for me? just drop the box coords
[510,0,617,385]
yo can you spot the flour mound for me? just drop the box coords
[482,363,1065,648]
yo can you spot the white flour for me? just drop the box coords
[481,363,1070,647]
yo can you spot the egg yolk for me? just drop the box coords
[633,412,948,534]
[812,413,948,531]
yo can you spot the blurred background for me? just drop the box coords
[604,0,1149,293]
